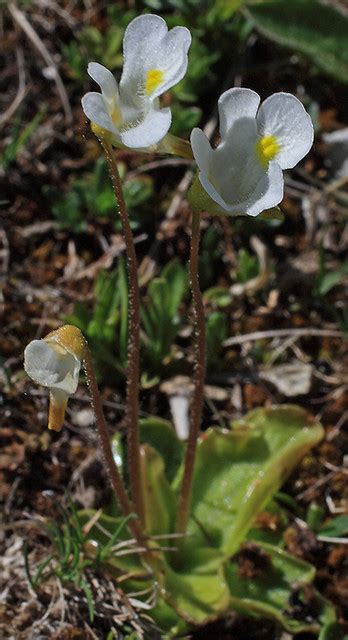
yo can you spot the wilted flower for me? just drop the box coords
[81,14,191,149]
[190,88,314,217]
[24,325,85,432]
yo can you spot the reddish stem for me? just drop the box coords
[100,139,144,525]
[176,211,205,534]
[83,346,145,545]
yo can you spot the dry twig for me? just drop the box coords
[0,46,26,127]
[8,2,72,122]
[224,327,344,347]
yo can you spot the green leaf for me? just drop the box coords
[140,418,184,483]
[80,577,95,622]
[206,311,228,367]
[141,260,187,370]
[188,406,323,556]
[258,207,284,222]
[77,510,145,576]
[161,260,187,317]
[1,105,47,170]
[225,542,336,633]
[306,502,325,532]
[159,547,230,627]
[203,286,232,308]
[236,248,260,283]
[246,0,348,84]
[319,622,345,640]
[320,515,348,538]
[208,0,245,22]
[318,263,348,295]
[140,444,177,537]
[171,104,202,136]
[123,176,154,215]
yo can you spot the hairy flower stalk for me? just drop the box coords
[98,135,144,525]
[24,325,145,545]
[83,345,145,545]
[176,211,205,535]
[178,88,314,535]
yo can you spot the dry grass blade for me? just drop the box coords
[8,2,72,122]
[0,46,26,127]
[224,327,344,347]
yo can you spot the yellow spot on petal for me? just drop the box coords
[111,105,121,126]
[145,69,164,96]
[255,135,280,166]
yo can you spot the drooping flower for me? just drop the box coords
[81,14,191,149]
[24,325,86,432]
[190,88,314,217]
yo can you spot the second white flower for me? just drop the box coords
[191,88,314,217]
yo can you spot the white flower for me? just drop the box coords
[24,326,85,432]
[81,14,191,149]
[190,88,314,217]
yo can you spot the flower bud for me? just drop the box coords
[24,325,86,432]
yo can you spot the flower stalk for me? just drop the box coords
[83,345,145,546]
[176,211,205,535]
[99,135,144,525]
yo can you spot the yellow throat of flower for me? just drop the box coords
[111,105,122,126]
[255,135,280,166]
[145,69,164,96]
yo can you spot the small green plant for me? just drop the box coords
[23,497,155,636]
[66,259,129,378]
[62,10,133,82]
[198,225,222,290]
[315,244,348,296]
[45,158,154,233]
[24,498,100,621]
[246,0,348,84]
[1,106,47,170]
[66,259,187,383]
[236,247,260,283]
[206,310,228,368]
[141,260,187,377]
[22,9,344,638]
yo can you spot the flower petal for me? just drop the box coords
[24,339,81,395]
[119,105,171,149]
[87,62,118,103]
[25,340,60,387]
[191,126,243,210]
[190,127,213,175]
[256,92,314,169]
[198,147,284,217]
[81,92,118,135]
[120,14,191,102]
[244,161,284,217]
[218,88,260,139]
[197,169,231,211]
[209,119,260,208]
